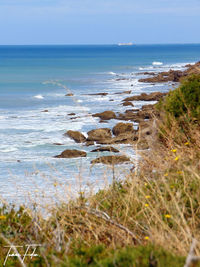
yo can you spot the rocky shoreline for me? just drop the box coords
[139,61,200,83]
[55,62,200,165]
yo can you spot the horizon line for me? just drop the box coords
[0,42,200,46]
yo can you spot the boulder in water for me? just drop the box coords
[55,149,87,158]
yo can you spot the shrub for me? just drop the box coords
[163,74,200,119]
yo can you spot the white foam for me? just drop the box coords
[34,94,44,99]
[165,62,195,70]
[139,66,154,71]
[152,61,163,66]
[108,72,117,75]
[91,96,110,102]
[0,146,18,153]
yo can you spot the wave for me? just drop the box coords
[34,94,44,99]
[107,72,117,75]
[139,66,154,71]
[166,62,195,70]
[152,61,163,66]
[0,147,18,153]
[139,61,194,72]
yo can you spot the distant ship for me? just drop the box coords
[118,42,133,46]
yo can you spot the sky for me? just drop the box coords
[0,0,200,45]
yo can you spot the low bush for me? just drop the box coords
[163,74,200,119]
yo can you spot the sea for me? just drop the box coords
[0,44,200,207]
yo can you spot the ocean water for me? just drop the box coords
[0,44,200,206]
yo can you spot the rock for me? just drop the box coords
[93,111,116,120]
[68,113,76,116]
[65,93,74,96]
[99,120,108,123]
[93,134,138,145]
[91,155,130,165]
[42,110,49,112]
[116,110,144,122]
[86,92,108,96]
[141,104,154,111]
[95,139,113,145]
[116,78,128,81]
[186,61,200,75]
[123,92,167,102]
[65,130,86,143]
[85,141,95,146]
[112,122,135,136]
[141,72,156,76]
[91,146,119,153]
[55,149,87,158]
[116,106,158,122]
[139,62,200,83]
[53,143,63,146]
[114,90,131,95]
[122,101,134,107]
[87,128,112,142]
[111,133,138,144]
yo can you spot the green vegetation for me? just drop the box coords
[163,74,200,119]
[0,75,200,266]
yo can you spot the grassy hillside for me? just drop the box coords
[0,75,200,266]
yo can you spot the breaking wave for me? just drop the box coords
[152,61,163,66]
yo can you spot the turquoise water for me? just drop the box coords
[0,44,200,205]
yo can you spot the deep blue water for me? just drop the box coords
[0,44,200,206]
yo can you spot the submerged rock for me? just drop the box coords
[114,90,131,95]
[65,130,86,143]
[93,111,116,120]
[91,146,119,153]
[55,149,87,158]
[65,93,74,96]
[99,120,109,123]
[53,143,63,146]
[86,92,108,96]
[91,155,130,165]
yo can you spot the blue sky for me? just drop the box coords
[0,0,200,44]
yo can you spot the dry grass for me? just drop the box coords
[18,113,199,259]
